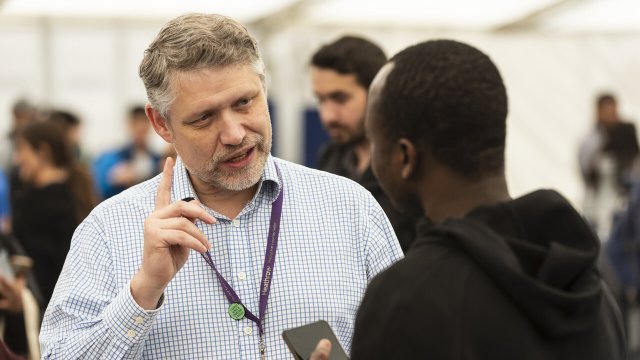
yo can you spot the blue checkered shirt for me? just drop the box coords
[40,155,403,359]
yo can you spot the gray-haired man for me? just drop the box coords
[40,13,402,359]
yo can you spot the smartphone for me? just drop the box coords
[282,320,349,360]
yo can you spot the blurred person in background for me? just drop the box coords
[311,36,416,252]
[2,100,38,221]
[0,232,42,359]
[92,105,162,200]
[0,99,37,173]
[607,176,640,355]
[11,121,97,308]
[48,109,91,165]
[579,93,639,240]
[0,169,10,233]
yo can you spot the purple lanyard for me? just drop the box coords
[199,164,283,337]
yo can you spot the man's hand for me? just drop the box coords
[309,339,332,360]
[0,275,25,313]
[131,157,216,309]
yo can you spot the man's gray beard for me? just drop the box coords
[197,136,272,191]
[210,151,268,191]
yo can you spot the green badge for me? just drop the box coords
[228,303,245,320]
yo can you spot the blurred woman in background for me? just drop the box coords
[10,121,97,307]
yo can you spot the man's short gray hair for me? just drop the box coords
[139,13,266,120]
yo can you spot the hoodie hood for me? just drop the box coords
[421,190,603,338]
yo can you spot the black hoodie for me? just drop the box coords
[351,190,626,359]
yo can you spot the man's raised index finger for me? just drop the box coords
[156,157,175,210]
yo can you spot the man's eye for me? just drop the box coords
[332,94,348,104]
[237,98,252,107]
[191,113,211,124]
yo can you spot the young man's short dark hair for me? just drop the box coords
[377,39,507,180]
[311,36,387,89]
[597,93,616,108]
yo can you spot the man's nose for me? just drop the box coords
[319,103,339,125]
[219,113,246,146]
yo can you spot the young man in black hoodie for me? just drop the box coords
[311,40,627,359]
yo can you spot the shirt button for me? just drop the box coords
[244,326,252,335]
[238,271,247,281]
[231,219,240,227]
[127,330,136,338]
[135,316,144,324]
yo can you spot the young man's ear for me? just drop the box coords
[398,138,418,180]
[146,104,173,143]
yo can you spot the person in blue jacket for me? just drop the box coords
[93,106,161,199]
[0,169,10,233]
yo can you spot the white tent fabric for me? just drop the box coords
[4,0,639,33]
[295,0,560,30]
[0,0,300,21]
[1,0,640,210]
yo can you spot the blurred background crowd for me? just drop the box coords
[0,99,170,358]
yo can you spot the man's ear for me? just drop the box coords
[398,138,418,180]
[146,104,173,143]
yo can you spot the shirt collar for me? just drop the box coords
[260,154,282,203]
[170,154,282,205]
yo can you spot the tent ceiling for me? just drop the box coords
[297,0,561,30]
[525,0,640,33]
[2,0,640,33]
[0,0,301,22]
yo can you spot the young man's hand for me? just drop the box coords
[309,339,333,360]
